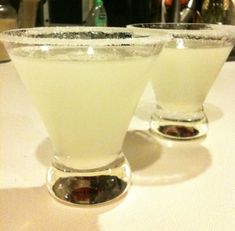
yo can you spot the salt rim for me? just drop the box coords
[128,23,213,30]
[127,23,235,41]
[0,26,169,46]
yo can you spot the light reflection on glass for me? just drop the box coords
[176,38,185,49]
[87,46,94,55]
[40,45,49,52]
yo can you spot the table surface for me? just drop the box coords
[1,61,235,231]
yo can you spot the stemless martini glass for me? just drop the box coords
[128,23,235,140]
[0,27,167,205]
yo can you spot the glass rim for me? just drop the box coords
[127,23,235,42]
[127,22,234,29]
[127,23,235,34]
[128,22,210,29]
[0,26,170,46]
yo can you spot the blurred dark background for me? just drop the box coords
[9,0,205,27]
[8,0,234,60]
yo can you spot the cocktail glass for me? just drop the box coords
[0,27,167,205]
[128,23,235,140]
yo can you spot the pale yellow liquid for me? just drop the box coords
[151,44,232,113]
[11,47,153,169]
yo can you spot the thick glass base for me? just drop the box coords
[46,153,131,206]
[150,111,208,140]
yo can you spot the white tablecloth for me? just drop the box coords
[1,61,235,231]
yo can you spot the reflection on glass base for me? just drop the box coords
[150,113,208,140]
[46,153,131,206]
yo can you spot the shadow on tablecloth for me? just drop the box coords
[123,130,212,186]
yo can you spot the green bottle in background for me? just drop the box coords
[85,0,107,26]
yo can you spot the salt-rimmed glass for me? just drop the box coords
[0,26,168,205]
[128,23,235,140]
